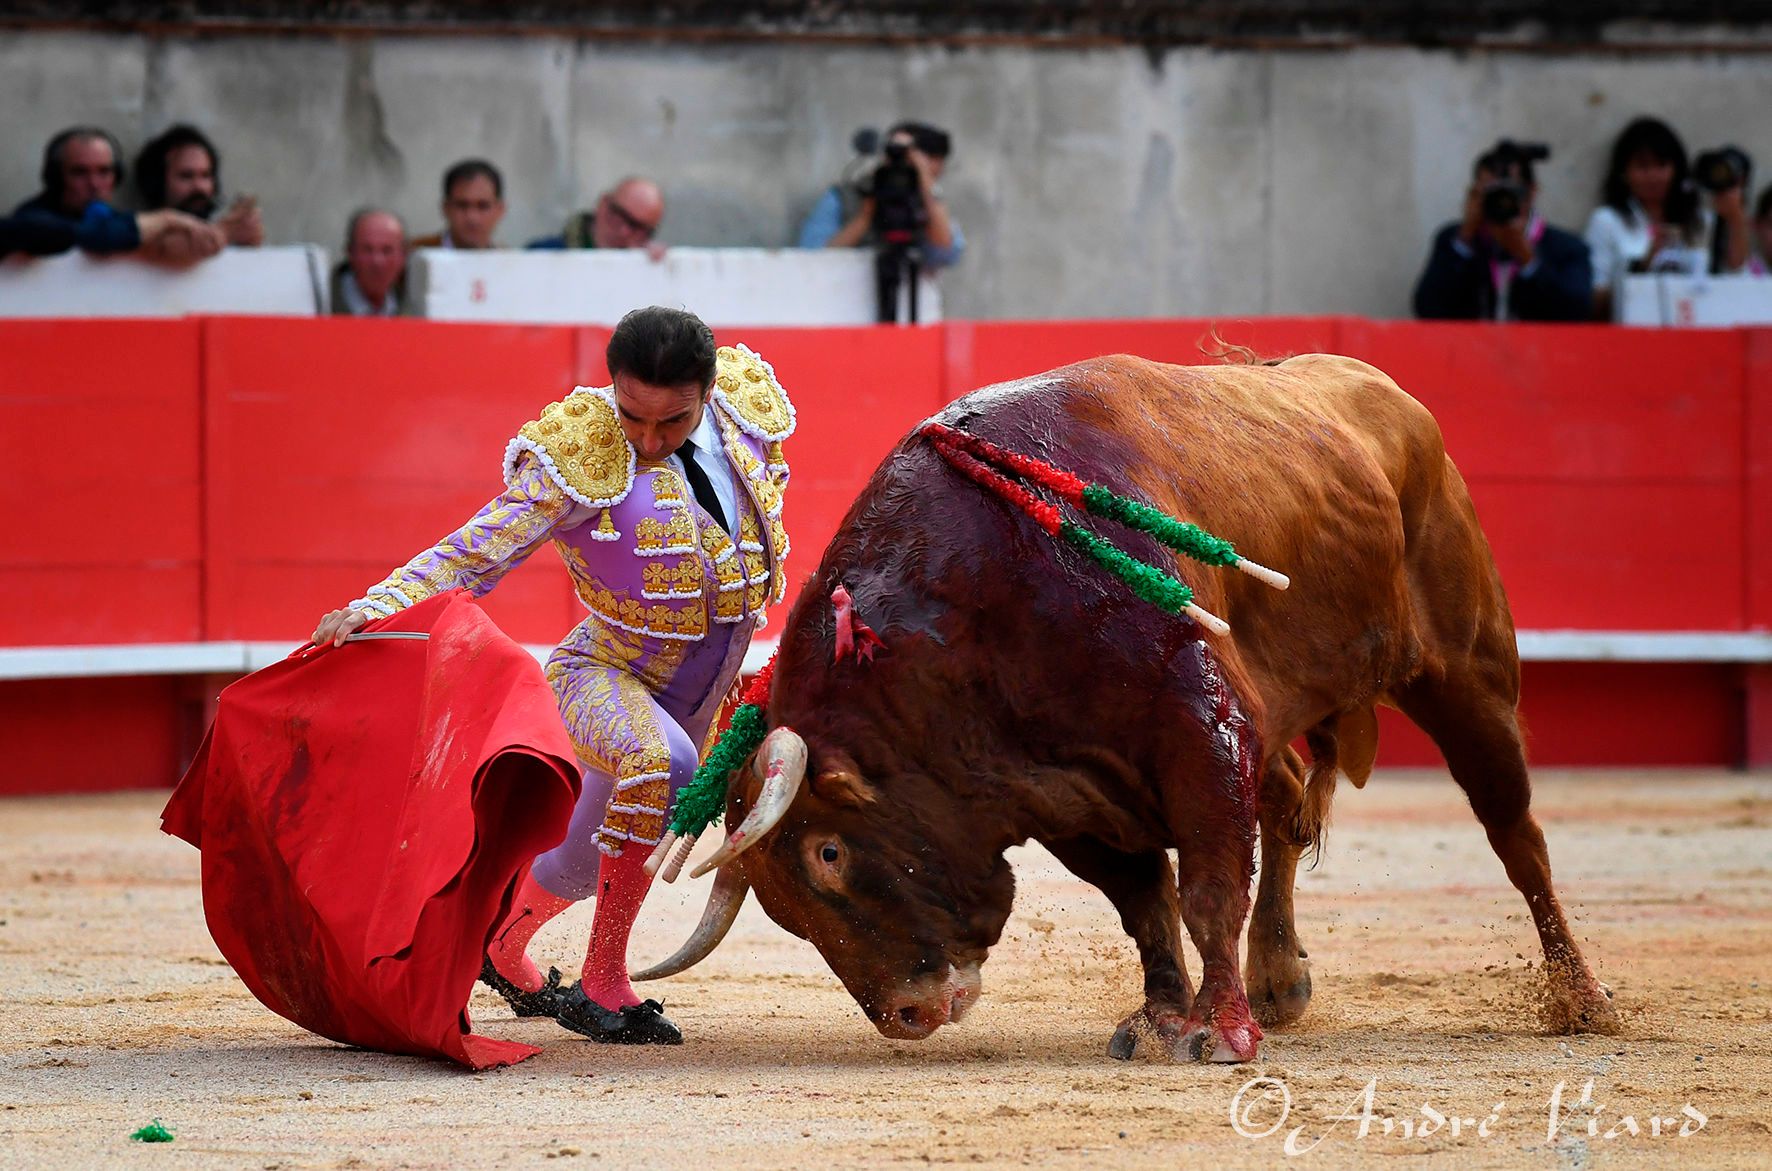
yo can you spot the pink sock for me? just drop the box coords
[487,869,573,993]
[578,846,655,1009]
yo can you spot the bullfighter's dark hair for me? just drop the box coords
[134,123,220,210]
[40,126,124,201]
[606,306,718,392]
[1602,116,1700,231]
[442,158,503,200]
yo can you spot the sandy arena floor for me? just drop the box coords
[2,770,1769,1169]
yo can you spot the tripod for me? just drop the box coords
[874,241,924,324]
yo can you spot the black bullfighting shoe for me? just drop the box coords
[554,986,684,1045]
[478,957,568,1018]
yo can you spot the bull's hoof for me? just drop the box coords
[1250,969,1313,1029]
[1107,1021,1140,1061]
[1109,1008,1260,1064]
[1544,975,1621,1036]
[1245,952,1312,1029]
[1107,1002,1189,1061]
[1163,1017,1261,1064]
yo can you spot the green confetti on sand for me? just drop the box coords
[130,1119,174,1143]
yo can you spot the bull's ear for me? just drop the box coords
[811,768,877,808]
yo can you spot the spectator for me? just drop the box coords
[330,208,407,316]
[1584,117,1714,319]
[1749,185,1772,275]
[1,207,222,262]
[527,177,666,259]
[806,121,965,270]
[410,159,504,249]
[1413,139,1592,322]
[9,127,222,262]
[134,123,264,247]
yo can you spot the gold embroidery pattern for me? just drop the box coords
[701,520,736,564]
[574,581,708,640]
[650,467,688,511]
[712,345,795,441]
[512,388,633,507]
[737,513,763,552]
[634,511,697,555]
[544,651,673,850]
[641,556,705,600]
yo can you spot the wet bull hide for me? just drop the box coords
[637,353,1619,1063]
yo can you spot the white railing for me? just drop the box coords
[0,245,328,317]
[408,246,943,326]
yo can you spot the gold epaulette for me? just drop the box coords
[502,386,636,509]
[711,344,796,444]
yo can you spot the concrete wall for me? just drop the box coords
[3,30,1770,319]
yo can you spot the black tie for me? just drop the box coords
[675,439,730,534]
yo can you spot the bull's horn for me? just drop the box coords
[631,864,749,981]
[688,726,807,879]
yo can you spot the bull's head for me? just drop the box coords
[636,726,1016,1040]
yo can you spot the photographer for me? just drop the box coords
[1413,139,1592,322]
[1691,144,1754,275]
[1583,117,1751,319]
[808,122,965,269]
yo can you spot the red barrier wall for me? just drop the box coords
[2,315,1767,792]
[1,320,204,644]
[203,318,580,645]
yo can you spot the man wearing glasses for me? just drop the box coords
[529,176,666,260]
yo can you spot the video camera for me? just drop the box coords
[1693,145,1752,193]
[1475,139,1551,226]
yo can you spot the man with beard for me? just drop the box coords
[10,125,222,262]
[135,124,264,247]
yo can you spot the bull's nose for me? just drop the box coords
[875,996,950,1040]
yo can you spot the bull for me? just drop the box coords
[636,353,1620,1062]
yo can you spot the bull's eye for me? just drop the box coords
[803,836,846,889]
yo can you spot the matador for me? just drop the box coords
[312,306,794,1044]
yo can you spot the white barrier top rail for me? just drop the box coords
[0,245,328,317]
[2,631,1767,683]
[409,246,942,326]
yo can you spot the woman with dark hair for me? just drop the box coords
[1584,116,1724,319]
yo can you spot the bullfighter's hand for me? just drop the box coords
[311,608,370,648]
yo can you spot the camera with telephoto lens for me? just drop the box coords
[870,137,928,245]
[1475,139,1550,226]
[1693,145,1752,193]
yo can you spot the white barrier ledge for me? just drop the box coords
[5,632,1770,683]
[0,637,784,682]
[409,247,942,326]
[0,245,328,317]
[1513,630,1772,663]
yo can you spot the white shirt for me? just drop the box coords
[669,407,739,534]
[1584,199,1714,290]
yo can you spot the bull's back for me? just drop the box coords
[946,354,1454,738]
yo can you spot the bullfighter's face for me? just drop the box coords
[736,745,1017,1040]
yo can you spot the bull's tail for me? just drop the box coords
[1290,705,1380,863]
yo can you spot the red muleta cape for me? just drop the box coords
[161,591,580,1069]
